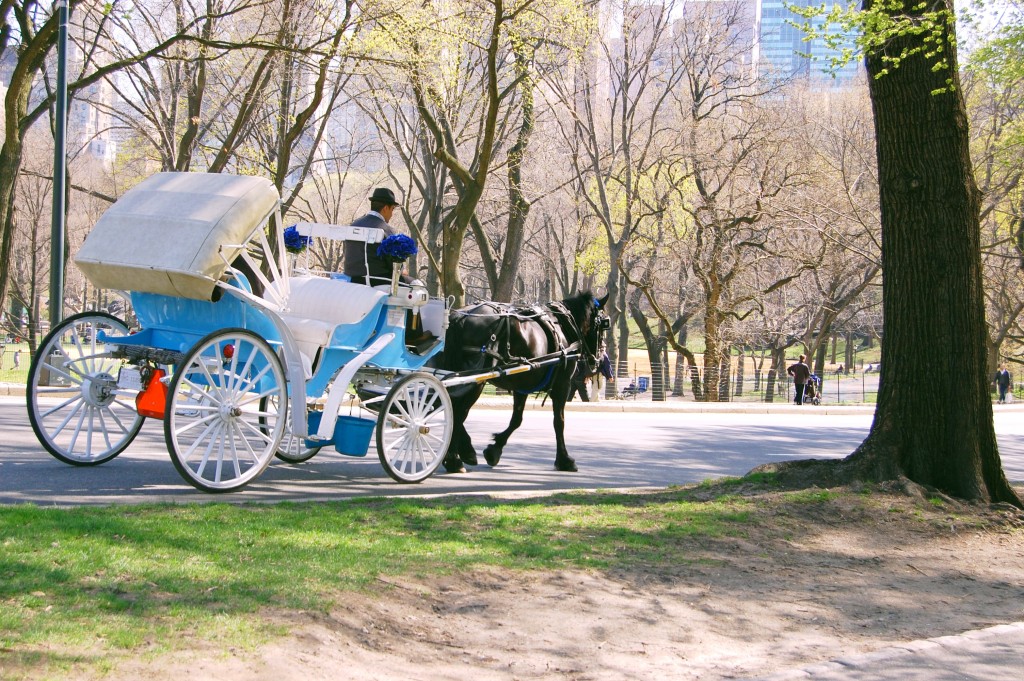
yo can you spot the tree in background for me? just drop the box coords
[782,0,1022,505]
[962,18,1024,371]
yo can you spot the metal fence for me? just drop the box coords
[590,362,1016,405]
[1,345,1020,406]
[564,362,884,404]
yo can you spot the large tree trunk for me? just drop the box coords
[848,0,1020,506]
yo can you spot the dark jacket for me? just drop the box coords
[995,369,1011,389]
[787,361,811,385]
[343,212,396,284]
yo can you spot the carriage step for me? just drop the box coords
[407,332,439,355]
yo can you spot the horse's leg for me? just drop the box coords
[444,386,483,472]
[483,392,527,466]
[443,401,470,473]
[551,381,577,472]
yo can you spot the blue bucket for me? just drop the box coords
[303,411,332,449]
[334,415,375,457]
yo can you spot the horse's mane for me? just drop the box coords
[559,291,596,325]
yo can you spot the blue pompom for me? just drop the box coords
[376,234,418,263]
[283,225,312,253]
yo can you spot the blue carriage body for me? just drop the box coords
[31,172,454,492]
[74,172,446,441]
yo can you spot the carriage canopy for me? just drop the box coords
[75,172,280,301]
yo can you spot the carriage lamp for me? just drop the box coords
[222,343,235,359]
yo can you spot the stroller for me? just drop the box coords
[804,374,822,405]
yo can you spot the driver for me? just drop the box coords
[343,187,414,286]
[343,187,432,350]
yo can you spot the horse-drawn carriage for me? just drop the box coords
[26,173,608,492]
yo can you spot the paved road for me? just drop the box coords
[752,622,1024,681]
[3,396,1022,506]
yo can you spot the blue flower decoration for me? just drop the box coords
[377,234,418,264]
[283,225,312,253]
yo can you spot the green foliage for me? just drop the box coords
[788,0,958,91]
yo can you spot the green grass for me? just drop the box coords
[0,341,29,385]
[0,489,754,669]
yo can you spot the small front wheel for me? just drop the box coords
[26,311,144,466]
[376,373,453,483]
[165,329,286,492]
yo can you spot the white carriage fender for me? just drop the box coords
[312,333,395,442]
[214,284,306,436]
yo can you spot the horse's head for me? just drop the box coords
[560,292,610,375]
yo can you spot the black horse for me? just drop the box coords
[439,292,609,473]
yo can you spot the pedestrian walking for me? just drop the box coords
[13,348,21,369]
[567,357,591,402]
[787,354,811,405]
[995,365,1011,403]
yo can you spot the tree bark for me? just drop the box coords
[849,0,1021,506]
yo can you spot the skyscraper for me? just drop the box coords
[756,0,862,85]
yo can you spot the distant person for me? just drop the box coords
[787,354,811,405]
[13,348,21,369]
[598,348,613,382]
[995,365,1011,404]
[567,357,591,402]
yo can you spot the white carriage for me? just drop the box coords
[26,172,457,491]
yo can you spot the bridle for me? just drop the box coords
[548,298,609,374]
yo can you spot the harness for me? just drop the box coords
[452,301,590,396]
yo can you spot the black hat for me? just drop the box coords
[369,187,399,206]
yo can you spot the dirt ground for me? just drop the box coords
[104,483,1024,681]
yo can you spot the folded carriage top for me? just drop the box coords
[75,172,280,301]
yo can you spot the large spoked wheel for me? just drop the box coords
[376,372,453,483]
[27,311,144,466]
[262,395,322,464]
[165,329,286,492]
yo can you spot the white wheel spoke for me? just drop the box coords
[376,374,452,483]
[173,411,220,434]
[68,406,91,454]
[234,420,261,464]
[99,405,130,436]
[181,418,220,463]
[28,314,144,465]
[182,377,224,408]
[213,430,227,483]
[385,412,413,429]
[236,416,276,446]
[42,361,80,386]
[167,330,286,491]
[40,395,82,420]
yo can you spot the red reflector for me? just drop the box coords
[223,343,234,359]
[135,368,167,419]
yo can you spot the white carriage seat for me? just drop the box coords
[273,276,387,374]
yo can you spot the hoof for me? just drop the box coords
[483,445,502,467]
[554,458,578,472]
[461,450,478,466]
[443,455,467,474]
